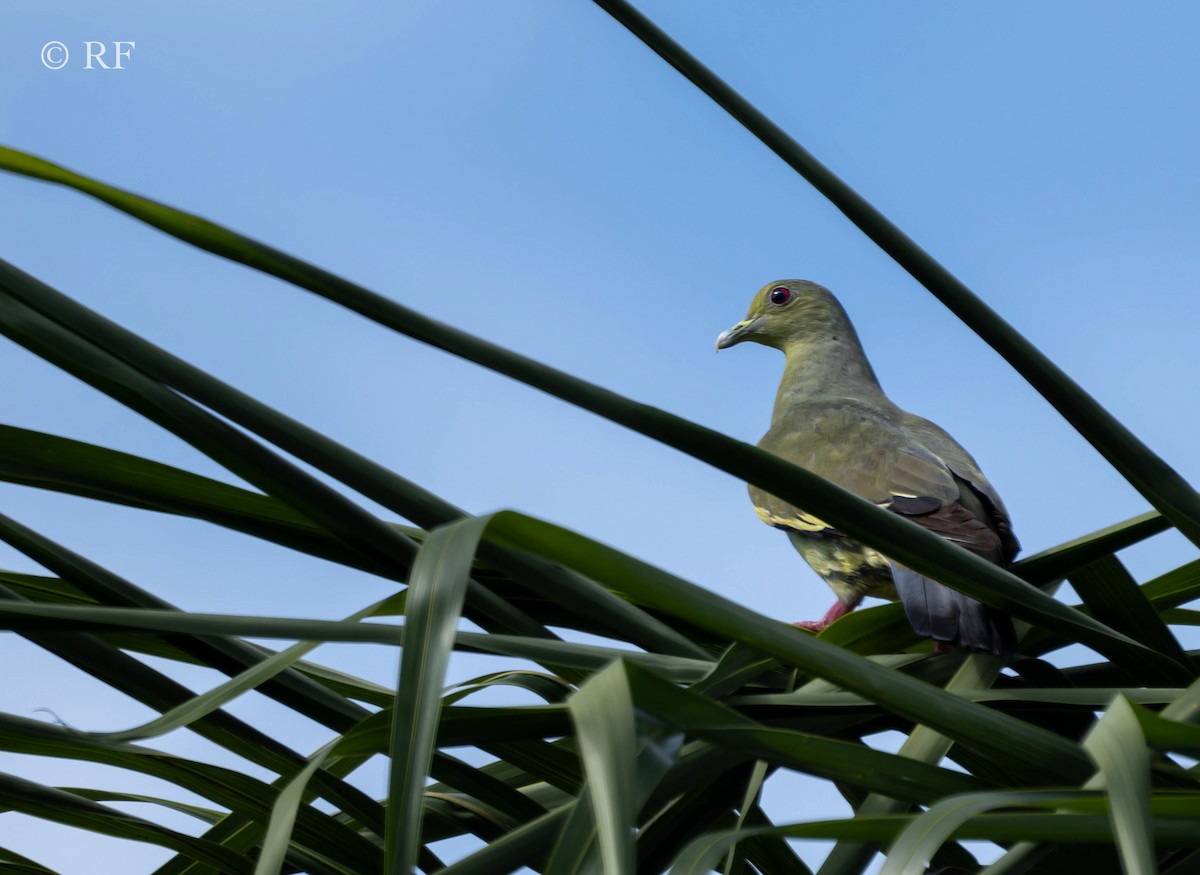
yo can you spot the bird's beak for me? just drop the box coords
[715,317,761,351]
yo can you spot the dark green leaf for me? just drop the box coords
[1069,555,1189,669]
[586,0,1200,550]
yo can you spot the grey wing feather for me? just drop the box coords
[900,413,1019,560]
[891,563,1016,654]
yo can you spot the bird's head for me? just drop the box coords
[715,279,851,352]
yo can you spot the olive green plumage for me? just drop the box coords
[717,279,1017,654]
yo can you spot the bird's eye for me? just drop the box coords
[769,287,791,305]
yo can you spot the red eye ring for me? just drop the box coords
[769,286,791,305]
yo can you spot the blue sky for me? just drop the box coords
[2,2,1199,871]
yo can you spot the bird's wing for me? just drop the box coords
[750,402,1006,558]
[900,412,1019,561]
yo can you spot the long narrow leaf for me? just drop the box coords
[1143,559,1200,611]
[621,662,983,803]
[0,256,704,660]
[1069,555,1189,667]
[386,519,480,874]
[0,845,59,874]
[562,662,638,875]
[478,512,1095,782]
[0,424,378,572]
[0,289,415,578]
[0,600,713,679]
[1082,697,1155,875]
[0,510,371,733]
[0,162,1174,680]
[1012,510,1167,584]
[818,653,1005,875]
[0,588,385,838]
[669,807,1200,874]
[588,0,1200,549]
[94,597,391,744]
[0,714,382,872]
[0,772,255,874]
[0,511,1094,784]
[252,743,338,875]
[880,791,1083,875]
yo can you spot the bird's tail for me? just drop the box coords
[890,563,1016,655]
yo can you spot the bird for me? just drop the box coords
[716,279,1018,654]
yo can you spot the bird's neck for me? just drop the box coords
[772,337,888,423]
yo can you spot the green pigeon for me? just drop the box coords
[717,279,1017,654]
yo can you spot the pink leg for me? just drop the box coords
[794,600,856,632]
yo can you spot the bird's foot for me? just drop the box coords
[934,640,952,654]
[793,600,855,633]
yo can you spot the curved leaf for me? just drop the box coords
[386,518,479,874]
[1082,696,1155,875]
[586,0,1200,549]
[0,161,1175,681]
[881,791,1084,875]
